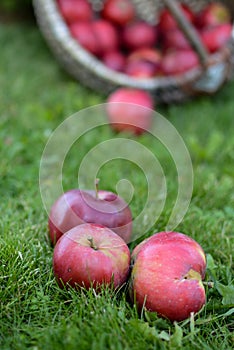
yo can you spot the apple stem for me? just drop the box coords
[95,178,100,199]
[87,237,98,250]
[203,281,214,288]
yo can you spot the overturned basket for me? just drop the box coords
[33,0,234,103]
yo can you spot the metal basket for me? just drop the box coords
[33,0,234,103]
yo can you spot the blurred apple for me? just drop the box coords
[122,21,158,50]
[102,50,126,72]
[101,0,135,26]
[106,88,154,135]
[57,0,93,23]
[162,28,192,50]
[161,49,199,75]
[69,21,99,55]
[92,19,120,55]
[124,59,159,78]
[124,48,162,77]
[195,2,231,28]
[159,4,195,33]
[201,23,232,53]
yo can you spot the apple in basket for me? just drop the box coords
[158,3,195,33]
[124,48,162,77]
[102,50,126,72]
[70,19,120,57]
[161,49,199,76]
[48,185,132,245]
[200,23,232,53]
[53,223,131,290]
[122,21,158,51]
[162,28,192,51]
[130,231,207,322]
[101,0,136,26]
[195,2,231,29]
[57,0,93,24]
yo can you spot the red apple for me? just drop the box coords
[162,28,192,50]
[102,50,126,72]
[70,20,120,56]
[195,2,231,29]
[124,59,159,78]
[92,19,120,55]
[125,48,162,77]
[48,188,132,245]
[122,21,158,50]
[106,88,154,135]
[127,47,162,64]
[69,21,99,55]
[130,231,207,322]
[200,23,232,53]
[101,0,135,26]
[53,223,131,290]
[159,4,195,33]
[161,49,199,76]
[57,0,93,24]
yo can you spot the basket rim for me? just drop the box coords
[33,0,234,91]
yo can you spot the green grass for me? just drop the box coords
[0,20,234,350]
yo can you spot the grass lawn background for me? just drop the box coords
[0,15,233,350]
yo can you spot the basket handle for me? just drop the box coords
[162,0,209,68]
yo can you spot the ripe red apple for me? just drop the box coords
[161,49,199,76]
[124,60,159,78]
[57,0,93,24]
[159,4,195,33]
[162,28,192,50]
[102,50,126,72]
[124,48,162,77]
[130,231,207,322]
[69,21,99,55]
[92,19,120,55]
[195,2,231,29]
[48,188,132,245]
[53,223,131,290]
[70,20,120,56]
[106,88,154,135]
[127,47,162,64]
[101,0,135,26]
[122,21,158,50]
[200,23,232,53]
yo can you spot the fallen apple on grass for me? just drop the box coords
[106,88,154,135]
[53,223,131,290]
[130,231,207,322]
[48,186,132,245]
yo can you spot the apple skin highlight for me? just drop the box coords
[53,223,131,290]
[130,232,206,322]
[48,189,132,245]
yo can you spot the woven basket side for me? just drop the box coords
[33,0,234,103]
